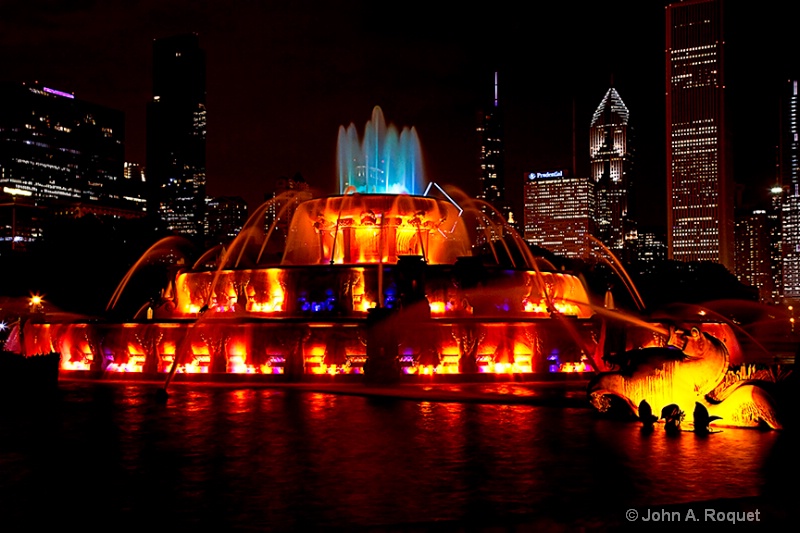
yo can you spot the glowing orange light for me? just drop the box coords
[429,301,446,315]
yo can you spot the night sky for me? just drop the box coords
[0,1,793,232]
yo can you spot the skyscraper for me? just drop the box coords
[523,169,595,259]
[477,72,511,223]
[589,87,634,253]
[665,0,734,270]
[781,79,800,301]
[735,208,774,302]
[146,33,207,240]
[0,81,127,209]
[766,183,783,303]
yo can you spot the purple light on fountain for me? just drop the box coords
[337,106,424,195]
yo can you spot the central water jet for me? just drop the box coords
[338,106,424,195]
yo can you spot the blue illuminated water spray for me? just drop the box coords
[336,106,425,195]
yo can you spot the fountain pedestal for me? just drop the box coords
[364,306,400,384]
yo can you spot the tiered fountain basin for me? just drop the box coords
[18,192,600,380]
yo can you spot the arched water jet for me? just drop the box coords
[192,244,225,271]
[329,185,358,265]
[203,235,258,310]
[106,235,194,313]
[589,305,670,337]
[587,235,646,312]
[195,193,310,313]
[650,302,772,365]
[254,189,314,266]
[230,195,287,269]
[161,309,212,398]
[439,186,534,270]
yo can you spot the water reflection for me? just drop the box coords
[0,381,790,530]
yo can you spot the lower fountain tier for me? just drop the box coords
[19,316,599,376]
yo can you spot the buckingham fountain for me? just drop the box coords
[3,106,791,430]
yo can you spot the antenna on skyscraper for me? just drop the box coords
[572,97,577,177]
[494,71,499,107]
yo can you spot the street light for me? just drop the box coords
[29,294,44,314]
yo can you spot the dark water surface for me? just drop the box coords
[0,380,796,531]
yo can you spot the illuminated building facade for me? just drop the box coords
[523,169,595,258]
[0,81,130,211]
[781,79,800,301]
[666,0,734,270]
[122,162,147,213]
[206,196,248,246]
[146,33,207,240]
[767,184,783,303]
[590,87,634,253]
[636,231,668,269]
[735,208,774,302]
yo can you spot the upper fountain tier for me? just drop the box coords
[281,192,471,266]
[210,107,530,270]
[337,106,424,195]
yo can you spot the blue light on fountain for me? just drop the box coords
[337,105,424,195]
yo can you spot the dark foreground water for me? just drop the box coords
[0,380,796,531]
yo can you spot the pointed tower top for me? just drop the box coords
[591,87,630,127]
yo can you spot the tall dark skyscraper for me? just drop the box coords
[666,0,734,270]
[781,79,800,301]
[589,87,634,253]
[146,33,207,240]
[477,72,512,224]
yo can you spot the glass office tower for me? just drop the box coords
[666,0,734,270]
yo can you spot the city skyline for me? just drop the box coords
[0,1,793,231]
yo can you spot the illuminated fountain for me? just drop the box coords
[8,106,598,381]
[3,106,791,429]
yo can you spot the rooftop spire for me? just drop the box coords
[494,71,498,107]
